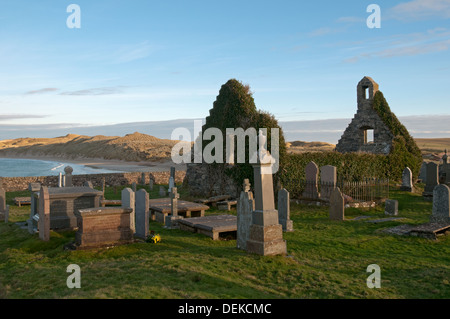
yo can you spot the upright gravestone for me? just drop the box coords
[423,162,439,197]
[168,167,176,192]
[132,182,137,193]
[0,187,5,220]
[27,182,41,233]
[385,199,399,216]
[4,205,9,223]
[430,184,450,224]
[237,179,255,250]
[165,187,182,228]
[149,177,154,191]
[121,188,136,233]
[38,186,50,241]
[329,187,345,221]
[419,162,427,182]
[58,172,63,188]
[400,167,413,192]
[159,186,166,197]
[303,161,319,199]
[278,188,293,232]
[246,157,287,256]
[64,166,73,187]
[101,177,106,195]
[135,189,150,240]
[84,181,94,189]
[442,150,449,184]
[320,165,337,201]
[140,172,146,186]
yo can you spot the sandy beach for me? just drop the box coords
[0,155,187,173]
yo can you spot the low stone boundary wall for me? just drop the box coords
[0,171,186,192]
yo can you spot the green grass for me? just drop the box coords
[0,184,449,299]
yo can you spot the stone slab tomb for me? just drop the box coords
[178,215,237,240]
[74,207,134,249]
[30,186,103,231]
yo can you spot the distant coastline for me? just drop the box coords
[0,155,187,174]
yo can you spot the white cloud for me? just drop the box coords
[343,28,450,62]
[25,88,59,95]
[389,0,450,20]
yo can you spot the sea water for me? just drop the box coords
[0,158,123,177]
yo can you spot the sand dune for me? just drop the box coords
[0,132,182,163]
[0,133,448,165]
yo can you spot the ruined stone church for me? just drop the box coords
[336,76,395,155]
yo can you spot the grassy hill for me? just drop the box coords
[0,132,181,162]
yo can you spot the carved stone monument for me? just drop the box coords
[246,158,286,256]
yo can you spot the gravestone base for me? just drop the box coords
[246,224,287,256]
[165,215,184,229]
[75,230,134,248]
[429,216,450,224]
[400,186,413,192]
[279,219,294,232]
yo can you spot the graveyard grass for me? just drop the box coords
[0,184,449,299]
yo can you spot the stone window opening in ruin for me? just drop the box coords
[364,86,370,99]
[362,127,375,144]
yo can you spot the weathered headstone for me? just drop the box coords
[385,199,399,216]
[320,165,337,201]
[419,162,427,182]
[64,166,73,187]
[423,162,439,197]
[4,205,9,223]
[140,172,146,185]
[135,189,150,240]
[246,158,287,256]
[0,187,6,220]
[38,186,50,241]
[237,179,255,250]
[430,184,450,224]
[58,172,63,187]
[27,183,41,233]
[168,167,176,192]
[132,182,137,192]
[121,188,136,233]
[165,187,182,228]
[442,150,449,184]
[303,161,319,199]
[84,181,94,189]
[400,167,413,192]
[170,187,179,217]
[149,177,154,191]
[329,187,345,221]
[101,177,106,194]
[159,186,166,197]
[278,188,293,232]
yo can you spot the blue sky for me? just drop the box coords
[0,0,449,140]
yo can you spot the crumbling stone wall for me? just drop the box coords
[336,77,394,155]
